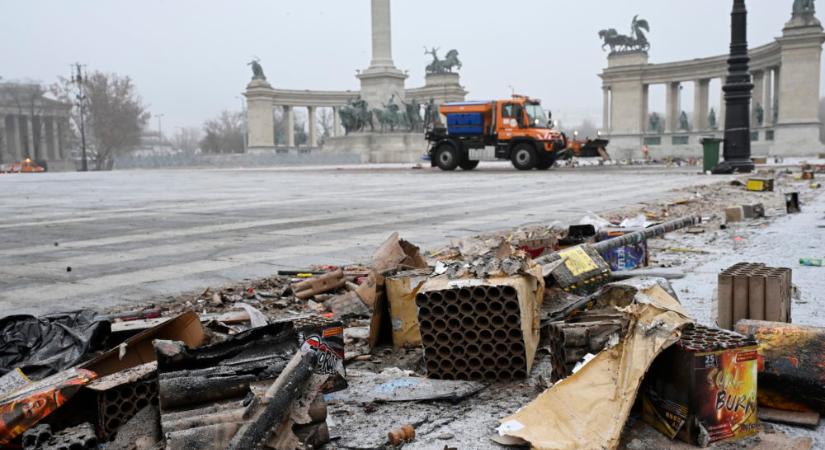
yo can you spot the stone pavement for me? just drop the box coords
[0,164,719,315]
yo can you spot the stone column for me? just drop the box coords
[719,84,726,130]
[23,115,34,159]
[665,81,681,133]
[9,115,21,161]
[50,117,60,160]
[332,106,342,137]
[640,84,649,133]
[284,106,295,148]
[244,79,275,151]
[693,79,710,131]
[602,87,610,132]
[37,117,47,160]
[308,106,318,147]
[771,67,781,125]
[0,115,6,163]
[752,70,765,126]
[369,0,394,69]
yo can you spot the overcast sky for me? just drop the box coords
[2,0,817,132]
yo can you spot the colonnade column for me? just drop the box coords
[0,116,6,163]
[9,115,21,161]
[37,117,47,160]
[332,107,341,137]
[307,106,318,147]
[719,85,727,130]
[752,70,765,125]
[24,116,34,159]
[50,117,60,160]
[764,69,775,126]
[771,67,782,125]
[694,79,710,131]
[640,84,649,133]
[602,87,610,132]
[665,82,681,132]
[284,106,295,148]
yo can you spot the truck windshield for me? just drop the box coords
[525,104,546,127]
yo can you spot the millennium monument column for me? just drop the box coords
[715,0,755,173]
[357,0,408,107]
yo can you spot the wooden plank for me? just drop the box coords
[759,407,820,428]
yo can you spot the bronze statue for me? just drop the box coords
[248,59,266,80]
[708,108,717,129]
[599,15,650,53]
[679,111,689,130]
[794,0,815,15]
[372,94,403,132]
[755,103,765,126]
[424,98,440,127]
[339,97,374,134]
[648,112,662,133]
[404,99,423,132]
[425,47,462,74]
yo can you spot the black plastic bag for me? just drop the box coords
[0,311,110,380]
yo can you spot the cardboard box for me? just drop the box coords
[642,325,759,445]
[415,266,544,380]
[725,206,745,223]
[385,270,430,348]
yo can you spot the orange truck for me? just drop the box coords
[425,95,567,171]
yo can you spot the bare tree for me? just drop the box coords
[171,127,202,153]
[200,111,244,154]
[52,72,149,170]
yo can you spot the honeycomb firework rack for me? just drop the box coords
[416,284,527,381]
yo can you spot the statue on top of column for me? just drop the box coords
[598,15,651,54]
[425,47,463,74]
[793,0,815,16]
[708,108,718,130]
[248,58,266,80]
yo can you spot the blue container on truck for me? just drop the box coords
[446,113,484,136]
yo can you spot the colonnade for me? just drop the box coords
[0,113,68,164]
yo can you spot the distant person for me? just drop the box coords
[642,144,650,162]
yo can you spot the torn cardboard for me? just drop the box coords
[499,279,692,450]
[385,270,430,348]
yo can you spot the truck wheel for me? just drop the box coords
[459,160,479,171]
[536,154,556,170]
[511,143,537,170]
[434,143,459,171]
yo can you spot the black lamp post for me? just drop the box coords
[714,0,755,174]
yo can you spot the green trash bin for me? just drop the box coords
[701,137,722,173]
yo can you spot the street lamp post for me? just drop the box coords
[715,0,755,174]
[72,63,88,172]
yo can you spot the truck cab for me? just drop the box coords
[425,95,566,171]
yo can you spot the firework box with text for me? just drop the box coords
[641,324,759,445]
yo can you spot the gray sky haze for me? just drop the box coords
[2,0,817,131]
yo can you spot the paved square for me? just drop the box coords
[0,164,716,315]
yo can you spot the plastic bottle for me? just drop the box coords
[799,258,823,267]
